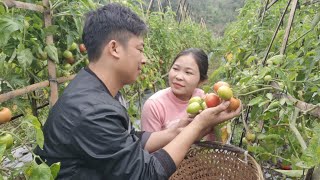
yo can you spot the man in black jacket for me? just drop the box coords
[35,3,241,179]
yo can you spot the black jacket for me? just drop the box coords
[35,68,176,180]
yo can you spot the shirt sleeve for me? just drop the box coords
[141,99,164,132]
[71,104,176,179]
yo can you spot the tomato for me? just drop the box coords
[213,81,230,93]
[79,44,87,53]
[63,50,73,59]
[201,101,207,110]
[264,75,272,82]
[69,42,78,51]
[250,85,259,91]
[217,86,233,100]
[242,137,248,145]
[205,93,220,108]
[188,96,203,105]
[245,132,256,142]
[227,97,240,111]
[63,63,72,70]
[187,102,202,115]
[0,133,14,149]
[84,59,89,66]
[0,107,12,124]
[280,164,292,170]
[68,57,76,65]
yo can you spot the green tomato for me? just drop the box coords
[188,96,203,105]
[0,133,14,149]
[63,50,73,59]
[217,86,233,100]
[264,75,272,82]
[187,102,202,115]
[245,132,256,142]
[69,42,78,51]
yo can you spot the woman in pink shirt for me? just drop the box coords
[141,48,212,134]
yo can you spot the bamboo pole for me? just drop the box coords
[2,0,44,12]
[0,75,75,103]
[262,0,292,65]
[147,0,155,14]
[43,0,58,107]
[280,0,298,54]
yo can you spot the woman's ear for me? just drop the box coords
[198,79,208,87]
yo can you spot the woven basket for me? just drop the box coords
[170,141,264,180]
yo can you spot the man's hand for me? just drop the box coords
[192,101,241,131]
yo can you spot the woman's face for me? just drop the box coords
[168,54,201,101]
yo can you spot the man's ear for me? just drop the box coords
[107,40,120,59]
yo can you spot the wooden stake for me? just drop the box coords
[280,0,298,55]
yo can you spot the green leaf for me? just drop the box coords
[257,134,281,141]
[25,115,44,149]
[0,144,6,159]
[248,96,263,106]
[44,25,58,36]
[17,48,34,70]
[0,15,23,47]
[36,128,44,149]
[258,100,270,107]
[311,13,320,29]
[266,93,273,101]
[280,97,286,105]
[44,45,59,63]
[273,170,304,178]
[27,162,52,180]
[50,162,61,179]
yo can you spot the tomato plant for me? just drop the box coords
[207,0,320,178]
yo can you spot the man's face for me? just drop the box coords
[117,36,146,85]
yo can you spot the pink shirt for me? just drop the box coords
[141,87,204,132]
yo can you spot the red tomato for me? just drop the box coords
[79,44,87,53]
[280,164,292,170]
[213,81,230,93]
[0,107,12,124]
[205,93,220,108]
[227,97,240,111]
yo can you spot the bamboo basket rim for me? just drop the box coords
[170,141,265,180]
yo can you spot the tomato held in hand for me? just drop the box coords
[187,102,202,115]
[188,96,203,105]
[217,86,233,100]
[0,107,12,124]
[227,97,240,111]
[205,93,220,108]
[213,81,230,93]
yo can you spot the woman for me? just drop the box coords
[141,48,212,135]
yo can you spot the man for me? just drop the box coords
[35,3,241,179]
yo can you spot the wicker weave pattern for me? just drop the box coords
[170,141,264,180]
